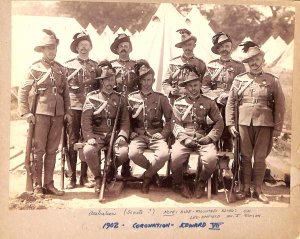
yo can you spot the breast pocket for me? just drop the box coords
[257,82,270,98]
[107,101,118,118]
[148,100,161,121]
[195,105,207,123]
[53,69,64,88]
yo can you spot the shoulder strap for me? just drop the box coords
[238,79,253,96]
[67,66,83,81]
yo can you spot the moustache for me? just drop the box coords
[221,50,229,55]
[250,64,259,68]
[120,49,127,53]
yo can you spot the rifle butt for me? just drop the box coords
[60,159,65,190]
[25,171,34,192]
[99,174,106,202]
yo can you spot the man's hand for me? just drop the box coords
[152,133,163,140]
[24,113,35,124]
[130,132,138,140]
[184,138,198,148]
[197,136,212,145]
[229,126,239,137]
[217,92,228,105]
[87,138,96,145]
[64,113,72,123]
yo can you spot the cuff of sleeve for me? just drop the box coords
[177,133,189,143]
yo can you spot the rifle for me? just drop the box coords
[24,89,38,192]
[99,76,126,202]
[60,124,68,189]
[228,90,242,203]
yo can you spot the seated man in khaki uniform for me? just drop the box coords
[80,61,130,193]
[170,70,224,199]
[128,60,173,193]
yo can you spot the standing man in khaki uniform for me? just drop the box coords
[110,33,138,97]
[170,70,224,199]
[128,60,172,193]
[18,29,71,196]
[81,62,130,193]
[202,32,246,152]
[64,32,98,189]
[225,41,285,203]
[110,33,138,177]
[163,29,206,105]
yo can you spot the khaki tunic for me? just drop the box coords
[110,59,138,95]
[171,95,224,143]
[18,59,70,117]
[162,55,206,104]
[225,72,285,130]
[64,57,98,110]
[202,58,246,98]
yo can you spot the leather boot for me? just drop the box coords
[33,185,44,197]
[235,186,251,200]
[257,193,269,204]
[106,165,116,182]
[44,181,65,196]
[141,176,152,194]
[66,177,76,189]
[79,176,94,188]
[173,183,192,199]
[33,159,43,194]
[94,177,102,194]
[121,160,132,178]
[253,190,269,204]
[195,180,206,199]
[151,173,161,187]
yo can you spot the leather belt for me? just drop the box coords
[240,98,268,104]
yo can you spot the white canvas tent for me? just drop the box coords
[261,36,276,53]
[276,40,294,70]
[12,15,84,87]
[264,36,287,65]
[133,3,186,91]
[86,23,103,62]
[97,25,115,61]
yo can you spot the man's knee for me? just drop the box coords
[83,145,99,161]
[115,145,129,165]
[170,153,186,171]
[128,144,140,159]
[156,148,170,163]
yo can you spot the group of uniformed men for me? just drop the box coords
[18,27,285,204]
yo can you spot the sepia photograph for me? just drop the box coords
[2,0,300,238]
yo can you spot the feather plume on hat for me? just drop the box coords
[95,60,115,79]
[211,32,232,54]
[239,41,259,53]
[180,64,200,77]
[239,41,264,63]
[42,29,57,37]
[98,60,113,69]
[134,59,151,76]
[212,32,225,45]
